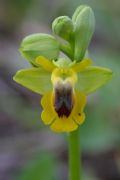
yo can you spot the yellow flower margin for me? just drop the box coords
[36,56,91,132]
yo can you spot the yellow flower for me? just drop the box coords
[36,56,91,132]
[13,56,113,133]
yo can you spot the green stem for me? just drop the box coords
[68,128,81,180]
[60,42,73,60]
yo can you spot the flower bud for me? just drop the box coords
[52,16,74,41]
[72,5,95,61]
[72,5,86,22]
[19,33,60,66]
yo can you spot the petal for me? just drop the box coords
[75,91,86,111]
[72,91,86,124]
[13,67,52,95]
[73,112,85,125]
[72,58,92,72]
[76,66,113,95]
[50,117,78,133]
[36,56,56,72]
[41,91,56,125]
[41,111,55,125]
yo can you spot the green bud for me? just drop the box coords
[72,5,87,22]
[52,16,74,41]
[19,33,60,66]
[72,5,95,61]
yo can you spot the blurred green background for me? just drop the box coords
[0,0,120,179]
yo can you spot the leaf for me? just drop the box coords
[76,66,113,94]
[13,67,52,95]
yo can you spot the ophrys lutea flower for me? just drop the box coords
[13,56,113,132]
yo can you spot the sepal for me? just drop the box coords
[72,5,95,62]
[76,66,113,94]
[13,67,52,94]
[19,33,60,66]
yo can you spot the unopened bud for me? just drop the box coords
[19,33,60,66]
[52,16,74,41]
[72,5,95,61]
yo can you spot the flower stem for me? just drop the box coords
[59,43,73,60]
[68,128,81,180]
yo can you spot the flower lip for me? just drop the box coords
[53,80,74,117]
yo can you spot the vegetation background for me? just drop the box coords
[0,0,120,179]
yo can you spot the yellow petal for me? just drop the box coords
[73,112,85,125]
[36,56,56,72]
[72,91,86,124]
[41,91,56,125]
[75,91,86,111]
[72,58,92,72]
[50,117,78,133]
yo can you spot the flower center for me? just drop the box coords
[53,81,74,117]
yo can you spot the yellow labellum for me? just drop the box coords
[41,90,86,133]
[41,65,86,132]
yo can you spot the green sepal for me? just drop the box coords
[19,33,60,66]
[76,66,113,94]
[52,16,74,42]
[13,67,52,95]
[72,5,95,62]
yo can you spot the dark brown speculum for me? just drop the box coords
[54,82,74,117]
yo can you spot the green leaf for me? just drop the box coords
[16,153,57,180]
[76,66,113,94]
[72,5,95,61]
[19,33,60,65]
[13,67,52,95]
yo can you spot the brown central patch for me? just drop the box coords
[54,82,74,117]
